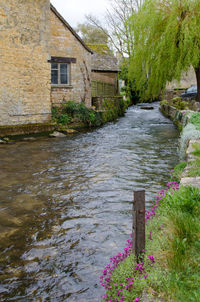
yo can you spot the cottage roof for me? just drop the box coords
[50,4,93,54]
[91,51,120,73]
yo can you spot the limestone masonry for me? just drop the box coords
[0,0,51,126]
[50,5,92,108]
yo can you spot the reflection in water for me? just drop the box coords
[0,104,179,301]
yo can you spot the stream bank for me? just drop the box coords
[160,102,200,187]
[100,103,200,302]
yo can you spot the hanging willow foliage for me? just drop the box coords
[128,0,200,101]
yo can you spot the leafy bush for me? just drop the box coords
[57,114,71,125]
[62,100,78,117]
[160,99,168,105]
[160,97,192,110]
[52,99,128,128]
[51,106,71,125]
[170,97,189,110]
[52,101,103,127]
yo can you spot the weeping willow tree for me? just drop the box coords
[129,0,200,101]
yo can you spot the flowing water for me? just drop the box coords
[0,103,179,301]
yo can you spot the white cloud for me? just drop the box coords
[51,0,110,28]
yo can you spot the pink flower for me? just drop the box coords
[135,298,140,302]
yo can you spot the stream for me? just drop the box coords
[0,103,179,301]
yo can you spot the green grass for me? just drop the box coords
[190,113,200,131]
[170,161,187,182]
[191,142,200,157]
[187,143,200,177]
[104,185,200,302]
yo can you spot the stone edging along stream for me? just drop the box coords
[160,103,200,188]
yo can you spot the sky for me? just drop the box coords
[51,0,110,28]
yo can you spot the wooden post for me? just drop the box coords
[132,190,145,263]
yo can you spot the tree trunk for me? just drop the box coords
[195,63,200,103]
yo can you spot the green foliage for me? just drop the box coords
[188,160,200,177]
[62,100,78,117]
[187,143,200,177]
[160,100,168,106]
[129,0,200,100]
[62,101,103,127]
[52,99,127,128]
[57,114,71,125]
[120,59,143,104]
[171,98,188,110]
[51,106,60,122]
[102,97,128,122]
[76,23,108,44]
[191,142,200,156]
[190,113,200,130]
[161,97,191,110]
[170,161,187,183]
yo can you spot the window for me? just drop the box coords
[51,63,70,85]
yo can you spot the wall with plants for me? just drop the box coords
[51,98,130,130]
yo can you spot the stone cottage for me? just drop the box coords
[50,5,93,108]
[91,50,120,98]
[0,1,93,135]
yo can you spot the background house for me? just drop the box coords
[91,50,120,99]
[165,67,197,100]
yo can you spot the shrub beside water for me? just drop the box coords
[52,101,102,127]
[52,99,129,128]
[160,97,191,111]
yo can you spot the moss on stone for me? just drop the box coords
[87,44,110,55]
[0,123,55,138]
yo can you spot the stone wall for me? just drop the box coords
[166,66,196,90]
[50,8,92,107]
[0,0,51,126]
[160,103,200,188]
[160,103,189,131]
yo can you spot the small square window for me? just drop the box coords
[51,63,70,85]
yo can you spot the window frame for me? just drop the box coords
[51,62,70,86]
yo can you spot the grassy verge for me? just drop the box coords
[100,183,200,302]
[187,142,200,177]
[170,161,187,182]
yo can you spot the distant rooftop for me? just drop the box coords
[91,51,120,72]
